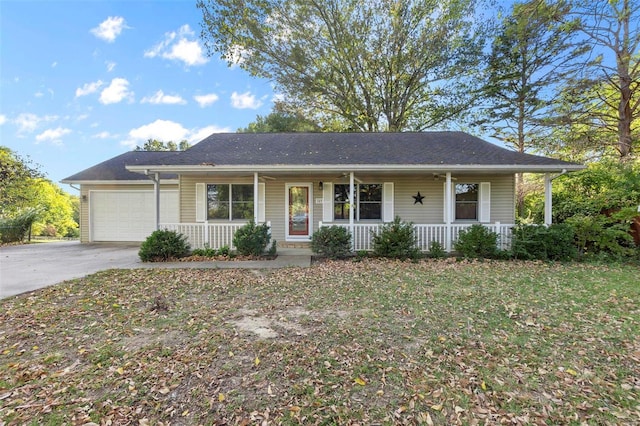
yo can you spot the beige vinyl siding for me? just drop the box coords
[320,174,515,225]
[78,183,178,243]
[178,173,515,244]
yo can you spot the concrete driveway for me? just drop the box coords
[0,241,141,299]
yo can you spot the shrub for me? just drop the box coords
[311,226,352,259]
[139,229,190,262]
[453,224,498,259]
[233,221,272,256]
[427,240,447,259]
[511,224,577,261]
[0,208,41,244]
[372,217,420,260]
[191,246,219,257]
[566,212,636,260]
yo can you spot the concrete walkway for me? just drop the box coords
[0,241,310,300]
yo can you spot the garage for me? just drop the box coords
[90,190,179,242]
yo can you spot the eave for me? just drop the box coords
[126,164,585,175]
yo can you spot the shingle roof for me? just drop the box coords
[64,132,582,182]
[61,151,177,182]
[140,132,580,168]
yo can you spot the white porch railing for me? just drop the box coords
[161,221,514,252]
[160,221,267,250]
[320,222,514,252]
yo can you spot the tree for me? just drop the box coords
[135,139,191,151]
[30,179,78,238]
[475,0,586,215]
[239,105,321,133]
[561,0,640,160]
[0,146,43,215]
[198,0,488,132]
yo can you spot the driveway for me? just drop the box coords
[0,241,141,299]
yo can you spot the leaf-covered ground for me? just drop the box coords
[1,259,639,425]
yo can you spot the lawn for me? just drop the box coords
[1,259,638,425]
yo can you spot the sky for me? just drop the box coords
[0,0,277,190]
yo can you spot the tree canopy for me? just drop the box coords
[0,146,43,215]
[135,139,191,151]
[238,106,321,133]
[198,0,488,132]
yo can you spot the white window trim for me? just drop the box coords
[448,182,491,223]
[329,182,393,222]
[201,183,256,222]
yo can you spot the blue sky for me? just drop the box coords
[0,0,276,188]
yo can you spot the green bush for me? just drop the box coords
[566,212,636,260]
[0,208,41,243]
[511,224,577,261]
[191,246,219,257]
[311,226,352,259]
[139,229,190,262]
[427,240,447,259]
[371,217,420,260]
[453,224,498,259]
[233,221,272,256]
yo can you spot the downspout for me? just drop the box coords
[544,169,567,226]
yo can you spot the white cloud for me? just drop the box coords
[227,44,250,66]
[91,16,128,43]
[93,131,112,139]
[144,24,208,67]
[189,125,230,143]
[121,120,229,148]
[34,91,44,98]
[194,93,219,107]
[99,78,133,104]
[36,127,71,145]
[0,115,6,125]
[141,90,187,105]
[15,113,57,134]
[106,61,116,72]
[76,80,104,97]
[231,91,263,109]
[51,61,57,68]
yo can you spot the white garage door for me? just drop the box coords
[90,191,179,242]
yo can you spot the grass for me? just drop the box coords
[0,259,639,424]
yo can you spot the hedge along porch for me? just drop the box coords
[120,132,583,252]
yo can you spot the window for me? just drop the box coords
[207,184,253,220]
[334,183,382,221]
[455,183,478,220]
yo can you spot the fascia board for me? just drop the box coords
[126,164,585,174]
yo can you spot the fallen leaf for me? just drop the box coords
[354,377,366,386]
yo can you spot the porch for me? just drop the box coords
[160,221,515,253]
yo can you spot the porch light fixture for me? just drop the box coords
[319,181,323,190]
[81,195,88,202]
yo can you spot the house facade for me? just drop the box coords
[62,132,583,251]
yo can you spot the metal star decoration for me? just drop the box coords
[412,191,425,204]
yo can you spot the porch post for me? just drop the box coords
[253,172,259,223]
[544,173,552,226]
[349,172,355,250]
[445,172,452,251]
[154,172,160,231]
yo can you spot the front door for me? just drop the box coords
[286,184,312,240]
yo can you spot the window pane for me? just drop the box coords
[359,184,382,220]
[232,184,254,220]
[455,184,478,220]
[334,184,351,220]
[207,184,230,219]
